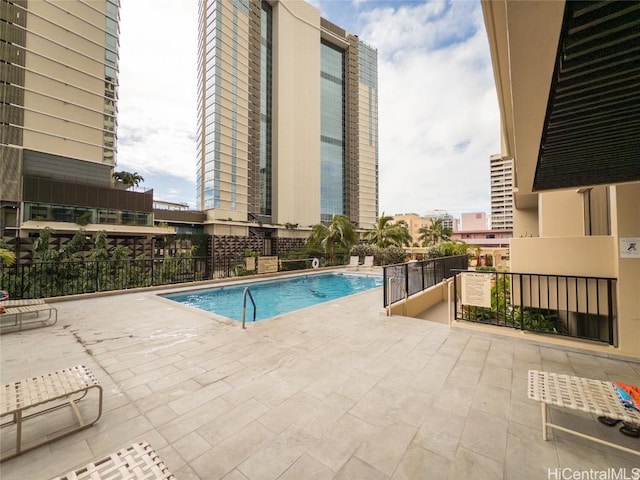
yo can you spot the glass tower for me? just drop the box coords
[320,41,345,223]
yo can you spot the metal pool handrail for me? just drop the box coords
[242,287,256,329]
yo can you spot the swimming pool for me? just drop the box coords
[162,272,383,322]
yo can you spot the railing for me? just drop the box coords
[1,253,343,300]
[387,277,408,316]
[382,255,468,307]
[452,270,617,345]
[0,257,213,299]
[241,287,256,329]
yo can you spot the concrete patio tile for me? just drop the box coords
[448,447,504,480]
[554,436,614,470]
[158,397,234,443]
[302,393,356,438]
[277,453,334,480]
[334,456,389,480]
[173,431,212,463]
[197,398,270,445]
[85,414,155,457]
[353,416,417,476]
[413,405,466,461]
[411,366,449,395]
[472,384,511,420]
[457,347,488,366]
[505,422,559,479]
[510,397,547,431]
[135,378,204,412]
[391,444,453,480]
[308,413,377,472]
[459,409,508,463]
[432,381,475,417]
[479,365,513,390]
[220,470,249,480]
[425,352,459,374]
[349,382,405,424]
[465,336,492,353]
[485,349,514,368]
[237,425,317,479]
[447,363,484,386]
[189,421,275,480]
[257,391,324,434]
[2,282,639,480]
[168,380,233,415]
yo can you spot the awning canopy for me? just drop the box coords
[534,1,640,191]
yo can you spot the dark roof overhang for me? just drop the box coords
[534,1,640,191]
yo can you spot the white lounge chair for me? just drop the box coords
[362,255,375,268]
[0,303,58,334]
[528,370,640,457]
[1,365,103,461]
[346,256,360,268]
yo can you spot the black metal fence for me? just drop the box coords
[453,270,617,345]
[382,255,468,307]
[0,254,340,300]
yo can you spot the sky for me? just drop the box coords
[117,0,501,220]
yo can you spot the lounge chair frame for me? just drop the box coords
[51,441,175,480]
[528,369,640,457]
[0,303,57,334]
[1,365,103,461]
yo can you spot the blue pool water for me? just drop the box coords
[162,273,383,321]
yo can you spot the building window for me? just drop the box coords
[320,40,345,222]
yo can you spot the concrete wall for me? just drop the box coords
[272,0,321,227]
[387,282,448,317]
[611,183,640,357]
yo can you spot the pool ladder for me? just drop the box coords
[242,287,256,329]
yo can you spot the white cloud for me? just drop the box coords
[117,0,198,183]
[357,1,500,217]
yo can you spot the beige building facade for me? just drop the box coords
[1,0,169,242]
[482,0,640,358]
[196,0,378,238]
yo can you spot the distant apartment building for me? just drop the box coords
[460,212,487,231]
[197,0,379,238]
[391,213,431,246]
[1,0,170,249]
[490,154,513,229]
[424,210,455,231]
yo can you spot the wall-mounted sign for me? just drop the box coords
[245,256,256,271]
[461,272,492,308]
[257,256,278,274]
[620,238,640,259]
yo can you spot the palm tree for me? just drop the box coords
[113,171,144,188]
[365,214,412,248]
[307,214,357,265]
[418,218,452,246]
[0,248,16,267]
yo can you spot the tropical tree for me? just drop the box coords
[306,214,357,265]
[365,214,412,248]
[418,218,452,246]
[113,171,144,188]
[0,248,15,267]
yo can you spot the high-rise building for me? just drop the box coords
[1,0,162,243]
[196,0,378,237]
[490,154,513,229]
[423,210,454,232]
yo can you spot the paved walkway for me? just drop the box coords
[1,274,639,479]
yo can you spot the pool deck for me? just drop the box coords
[1,273,639,479]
